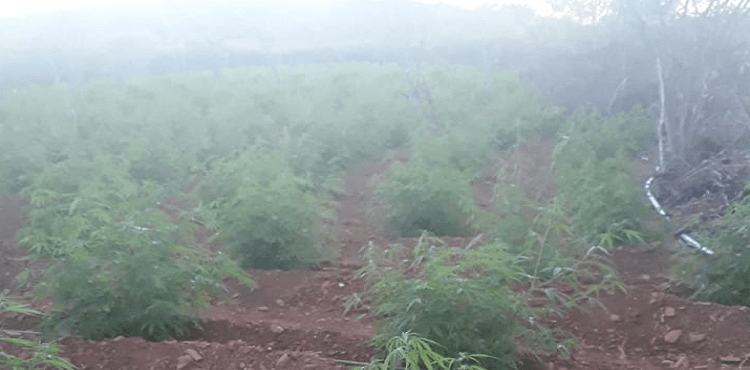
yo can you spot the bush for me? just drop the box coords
[16,159,251,341]
[677,193,750,306]
[358,235,526,369]
[377,158,474,237]
[201,149,326,269]
[16,156,156,258]
[34,206,251,341]
[554,109,653,249]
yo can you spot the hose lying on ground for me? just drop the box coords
[644,176,715,255]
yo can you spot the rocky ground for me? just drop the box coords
[2,142,750,370]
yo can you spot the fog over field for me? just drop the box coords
[0,1,547,87]
[2,1,750,369]
[2,0,749,188]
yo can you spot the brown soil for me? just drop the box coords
[2,143,750,370]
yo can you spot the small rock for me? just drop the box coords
[113,336,125,341]
[276,353,292,368]
[184,349,202,361]
[672,354,688,368]
[719,356,742,364]
[639,274,651,282]
[257,306,269,312]
[276,299,285,307]
[664,329,683,343]
[688,333,706,343]
[176,355,192,370]
[270,324,285,333]
[664,307,676,317]
[609,314,622,322]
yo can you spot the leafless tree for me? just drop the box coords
[548,0,750,175]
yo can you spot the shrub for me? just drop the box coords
[34,206,252,341]
[677,193,750,306]
[489,152,571,276]
[0,295,75,370]
[554,109,653,249]
[201,149,326,269]
[16,159,251,341]
[358,235,526,369]
[376,158,474,237]
[16,156,155,258]
[359,233,618,369]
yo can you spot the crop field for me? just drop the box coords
[2,63,750,370]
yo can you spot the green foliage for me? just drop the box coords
[16,156,154,258]
[488,143,625,314]
[15,155,251,341]
[359,235,526,369]
[361,332,491,370]
[201,148,326,269]
[412,68,562,175]
[677,194,750,306]
[376,158,475,237]
[0,295,76,370]
[32,202,251,341]
[554,109,653,249]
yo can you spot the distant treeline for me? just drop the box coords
[0,0,538,89]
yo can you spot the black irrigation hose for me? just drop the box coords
[644,176,715,255]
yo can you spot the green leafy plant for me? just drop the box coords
[201,148,327,269]
[676,192,750,306]
[553,109,654,249]
[361,332,491,370]
[34,205,252,341]
[16,157,252,341]
[358,234,527,369]
[16,156,152,258]
[376,158,475,237]
[0,295,75,370]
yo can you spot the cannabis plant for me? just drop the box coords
[677,192,750,306]
[0,295,75,370]
[359,235,525,369]
[554,110,653,249]
[377,158,475,237]
[200,148,326,269]
[36,206,252,341]
[362,332,490,370]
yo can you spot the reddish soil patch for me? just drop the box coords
[3,146,750,370]
[561,246,750,370]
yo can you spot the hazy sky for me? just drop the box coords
[0,0,552,17]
